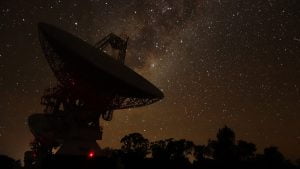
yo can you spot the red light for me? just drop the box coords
[88,151,94,158]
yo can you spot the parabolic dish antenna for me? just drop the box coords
[26,23,164,158]
[38,23,163,110]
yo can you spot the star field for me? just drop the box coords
[0,0,299,161]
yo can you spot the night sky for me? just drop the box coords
[0,0,300,161]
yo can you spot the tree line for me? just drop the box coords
[1,126,300,169]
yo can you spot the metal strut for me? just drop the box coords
[94,33,128,64]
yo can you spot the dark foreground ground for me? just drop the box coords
[1,154,300,169]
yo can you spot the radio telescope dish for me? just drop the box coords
[38,23,163,110]
[26,22,164,158]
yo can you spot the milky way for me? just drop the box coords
[0,0,299,160]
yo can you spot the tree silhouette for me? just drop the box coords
[150,138,194,162]
[25,138,56,169]
[150,139,169,160]
[208,126,238,161]
[120,132,149,159]
[263,146,285,165]
[166,139,194,161]
[193,145,206,161]
[217,126,236,144]
[237,140,256,161]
